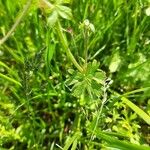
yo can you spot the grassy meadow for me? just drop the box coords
[0,0,150,149]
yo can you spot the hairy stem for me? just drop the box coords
[56,21,83,72]
[42,0,83,72]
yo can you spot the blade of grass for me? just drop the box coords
[121,96,150,125]
[45,31,55,70]
[0,73,22,87]
[71,139,78,150]
[112,90,150,125]
[63,131,81,150]
[0,0,32,45]
[3,45,24,64]
[89,129,150,150]
[122,87,150,96]
[0,61,20,80]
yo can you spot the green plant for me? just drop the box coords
[0,0,150,149]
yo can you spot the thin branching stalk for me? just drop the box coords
[90,79,108,141]
[84,30,88,69]
[56,21,83,72]
[0,0,32,45]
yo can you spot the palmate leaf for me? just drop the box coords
[42,0,73,26]
[48,10,58,27]
[86,59,100,75]
[72,80,85,97]
[56,5,73,20]
[66,60,106,99]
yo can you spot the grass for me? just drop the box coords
[0,0,150,149]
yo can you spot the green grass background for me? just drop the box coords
[0,0,150,149]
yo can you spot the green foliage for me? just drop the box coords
[66,60,105,99]
[0,0,150,149]
[0,95,21,146]
[90,129,150,150]
[63,131,81,150]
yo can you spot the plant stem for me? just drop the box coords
[0,0,32,46]
[56,21,83,72]
[42,0,53,8]
[84,30,88,69]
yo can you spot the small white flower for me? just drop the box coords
[83,19,90,26]
[145,7,150,16]
[79,19,95,33]
[89,23,95,33]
